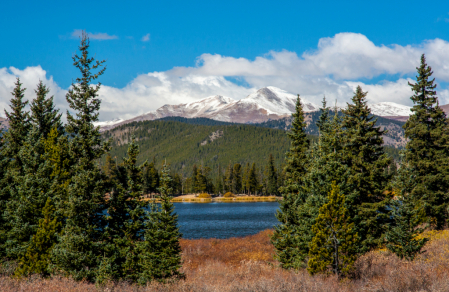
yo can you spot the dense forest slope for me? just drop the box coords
[103,119,400,177]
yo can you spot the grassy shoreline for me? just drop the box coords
[143,195,280,203]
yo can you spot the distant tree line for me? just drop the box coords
[0,32,183,284]
[273,54,444,278]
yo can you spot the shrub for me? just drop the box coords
[223,192,234,198]
[197,193,211,198]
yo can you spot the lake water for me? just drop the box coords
[173,202,280,239]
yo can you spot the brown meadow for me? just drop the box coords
[1,229,449,291]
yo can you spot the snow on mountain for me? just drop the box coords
[369,102,412,117]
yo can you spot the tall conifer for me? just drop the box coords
[272,95,309,269]
[402,54,449,229]
[51,32,109,281]
[138,162,183,284]
[341,85,392,251]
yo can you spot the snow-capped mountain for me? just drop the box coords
[99,87,319,131]
[369,102,412,117]
[97,87,428,132]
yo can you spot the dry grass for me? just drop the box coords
[2,229,449,291]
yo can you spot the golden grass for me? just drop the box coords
[2,229,449,291]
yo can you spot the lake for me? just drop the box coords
[173,202,280,239]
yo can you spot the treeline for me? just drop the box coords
[273,54,446,278]
[0,33,183,284]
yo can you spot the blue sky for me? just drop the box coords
[1,0,449,120]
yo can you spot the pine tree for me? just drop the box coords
[29,80,62,138]
[100,137,148,282]
[265,154,278,195]
[232,163,242,194]
[4,80,63,261]
[15,198,60,277]
[341,85,392,251]
[386,194,428,261]
[51,32,109,281]
[308,182,359,279]
[224,163,234,193]
[402,54,449,229]
[0,79,30,258]
[248,163,258,195]
[272,95,310,269]
[138,162,183,284]
[293,106,353,267]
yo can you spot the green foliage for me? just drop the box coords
[265,154,278,195]
[401,54,449,229]
[386,194,429,261]
[15,198,60,278]
[103,119,304,178]
[272,96,310,269]
[100,137,148,283]
[51,32,109,281]
[307,182,359,278]
[138,162,183,284]
[341,85,392,251]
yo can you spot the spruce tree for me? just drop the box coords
[232,163,242,194]
[248,163,258,195]
[138,162,183,284]
[386,194,428,261]
[0,79,30,257]
[4,80,63,261]
[272,95,310,269]
[51,32,109,281]
[265,154,278,195]
[15,198,60,277]
[100,137,148,282]
[402,54,449,229]
[341,85,392,251]
[307,182,359,278]
[293,106,353,267]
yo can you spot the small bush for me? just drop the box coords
[197,193,211,198]
[223,192,234,197]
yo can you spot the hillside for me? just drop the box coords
[103,119,401,177]
[103,120,312,177]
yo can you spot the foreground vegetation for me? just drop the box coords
[2,229,449,291]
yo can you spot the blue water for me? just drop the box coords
[173,202,279,239]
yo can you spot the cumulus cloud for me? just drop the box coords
[1,33,449,121]
[141,33,150,42]
[71,29,118,40]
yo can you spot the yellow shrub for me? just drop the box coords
[197,193,212,198]
[223,192,234,197]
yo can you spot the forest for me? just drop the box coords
[1,32,449,291]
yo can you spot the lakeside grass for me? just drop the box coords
[144,195,279,203]
[2,229,449,291]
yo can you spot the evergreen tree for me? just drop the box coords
[143,159,159,194]
[138,162,183,284]
[293,107,353,267]
[272,95,310,269]
[307,182,359,279]
[341,85,392,251]
[101,137,148,282]
[232,163,242,194]
[224,163,234,193]
[0,79,30,258]
[402,54,449,229]
[29,80,62,138]
[386,194,428,261]
[265,154,278,195]
[51,32,109,281]
[3,80,62,261]
[15,198,60,277]
[248,163,258,195]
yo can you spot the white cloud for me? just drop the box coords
[2,33,449,121]
[71,29,118,40]
[141,33,150,42]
